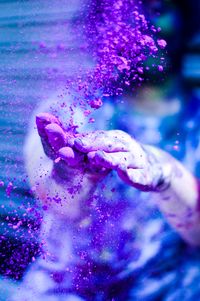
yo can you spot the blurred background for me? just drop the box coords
[0,0,199,300]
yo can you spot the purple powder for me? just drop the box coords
[157,39,167,49]
[158,65,164,72]
[1,0,168,288]
[71,0,167,105]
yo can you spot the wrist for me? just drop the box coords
[142,144,172,192]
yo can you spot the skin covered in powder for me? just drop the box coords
[35,112,200,246]
[11,100,200,300]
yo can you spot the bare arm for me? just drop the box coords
[27,111,200,244]
[146,145,200,246]
[74,131,200,245]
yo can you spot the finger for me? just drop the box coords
[45,123,67,152]
[87,151,105,169]
[36,113,61,138]
[118,167,153,191]
[87,151,111,176]
[93,151,135,170]
[74,131,130,153]
[89,150,146,171]
[58,147,84,167]
[36,113,63,159]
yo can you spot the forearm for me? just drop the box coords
[147,145,200,245]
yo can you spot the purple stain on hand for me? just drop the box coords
[74,138,85,152]
[59,147,75,161]
[36,113,61,137]
[45,123,66,152]
[58,146,83,167]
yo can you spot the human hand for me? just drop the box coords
[36,114,163,191]
[73,130,163,192]
[35,113,109,184]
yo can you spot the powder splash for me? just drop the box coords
[72,0,167,108]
